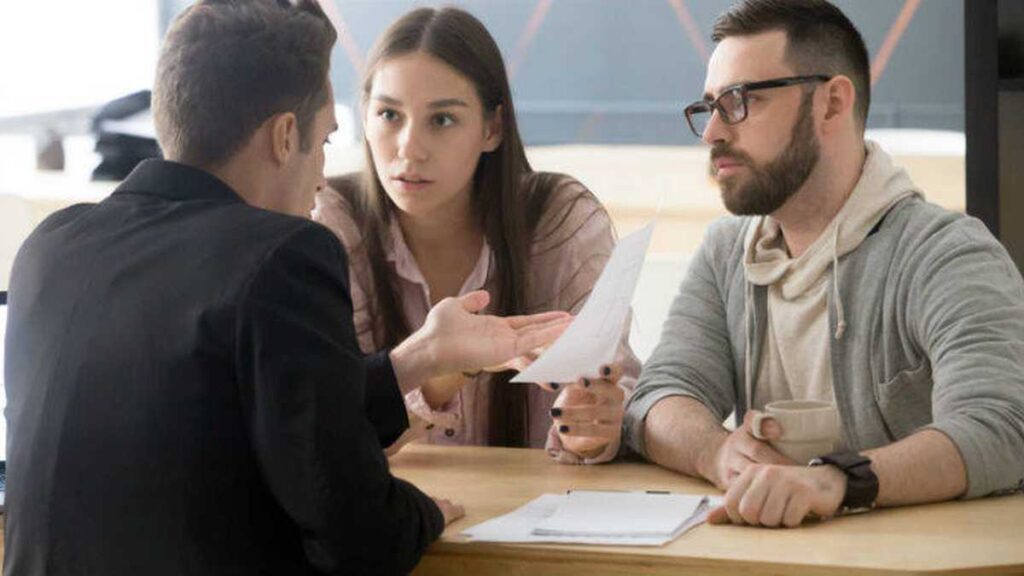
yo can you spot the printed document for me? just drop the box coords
[461,490,717,546]
[511,222,654,384]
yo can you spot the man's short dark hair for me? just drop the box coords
[712,0,871,130]
[153,0,337,168]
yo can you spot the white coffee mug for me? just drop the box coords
[751,400,840,464]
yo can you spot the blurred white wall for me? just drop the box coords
[0,1,158,117]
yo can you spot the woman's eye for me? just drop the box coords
[378,109,399,122]
[432,113,456,128]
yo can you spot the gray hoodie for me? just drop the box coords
[624,146,1024,499]
[743,143,920,429]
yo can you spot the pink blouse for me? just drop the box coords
[312,172,640,463]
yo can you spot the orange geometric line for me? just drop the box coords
[667,0,710,63]
[871,0,921,86]
[322,0,364,74]
[509,0,554,80]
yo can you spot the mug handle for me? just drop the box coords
[750,412,775,440]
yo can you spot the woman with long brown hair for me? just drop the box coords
[313,6,638,462]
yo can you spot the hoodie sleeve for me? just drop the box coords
[623,219,741,458]
[235,223,443,575]
[911,217,1024,499]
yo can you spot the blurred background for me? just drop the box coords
[0,0,970,359]
[161,0,966,143]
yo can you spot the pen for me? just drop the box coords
[565,489,674,495]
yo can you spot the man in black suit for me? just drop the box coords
[2,2,567,574]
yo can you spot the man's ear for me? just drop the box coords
[482,104,504,153]
[269,112,299,165]
[821,75,856,134]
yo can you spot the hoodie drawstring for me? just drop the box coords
[832,222,847,341]
[744,280,754,412]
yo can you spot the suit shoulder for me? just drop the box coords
[249,211,344,264]
[33,202,96,232]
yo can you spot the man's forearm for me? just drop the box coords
[361,352,410,447]
[389,341,469,410]
[864,428,967,507]
[644,396,728,481]
[389,333,436,393]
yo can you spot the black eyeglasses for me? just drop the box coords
[683,75,831,138]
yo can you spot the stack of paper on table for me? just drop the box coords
[462,490,719,546]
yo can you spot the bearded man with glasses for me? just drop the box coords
[620,0,1024,528]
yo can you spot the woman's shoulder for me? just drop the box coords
[522,172,615,313]
[313,172,366,252]
[521,171,596,208]
[524,171,613,255]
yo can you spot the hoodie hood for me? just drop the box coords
[743,140,922,298]
[738,141,922,411]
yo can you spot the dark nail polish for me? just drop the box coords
[550,382,560,390]
[559,425,569,433]
[582,378,591,388]
[602,365,611,377]
[550,408,562,417]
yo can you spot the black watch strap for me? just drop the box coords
[809,451,879,511]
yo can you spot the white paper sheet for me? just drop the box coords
[533,490,709,538]
[460,491,716,547]
[511,222,655,384]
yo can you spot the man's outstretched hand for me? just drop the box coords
[391,291,572,386]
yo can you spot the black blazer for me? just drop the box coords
[3,160,442,576]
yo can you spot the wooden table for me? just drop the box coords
[391,444,1024,576]
[2,445,1019,574]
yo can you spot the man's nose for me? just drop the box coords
[702,108,731,147]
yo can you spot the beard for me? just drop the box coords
[711,91,820,216]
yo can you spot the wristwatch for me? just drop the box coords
[808,451,879,513]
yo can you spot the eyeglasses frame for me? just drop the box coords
[683,74,833,138]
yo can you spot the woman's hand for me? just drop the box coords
[549,364,625,458]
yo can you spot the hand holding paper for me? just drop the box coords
[551,364,625,457]
[511,222,654,385]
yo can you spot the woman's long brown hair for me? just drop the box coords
[341,7,576,447]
